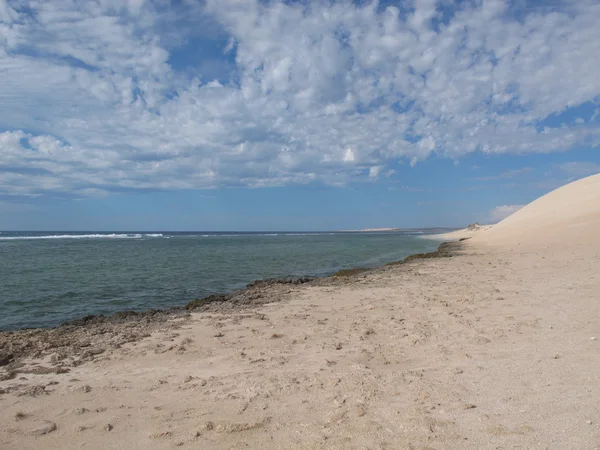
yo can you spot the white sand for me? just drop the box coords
[423,223,493,241]
[476,173,600,249]
[1,173,599,449]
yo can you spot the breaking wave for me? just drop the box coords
[0,233,165,240]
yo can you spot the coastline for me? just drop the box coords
[0,231,443,331]
[1,232,599,448]
[418,223,494,242]
[2,168,599,450]
[0,241,461,378]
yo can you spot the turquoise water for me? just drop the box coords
[0,231,441,330]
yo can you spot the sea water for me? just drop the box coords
[0,231,442,330]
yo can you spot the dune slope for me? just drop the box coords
[476,173,600,247]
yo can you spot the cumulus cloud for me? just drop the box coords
[489,204,525,223]
[1,0,600,196]
[369,166,382,178]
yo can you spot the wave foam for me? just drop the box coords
[0,233,165,241]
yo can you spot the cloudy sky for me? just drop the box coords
[1,0,599,230]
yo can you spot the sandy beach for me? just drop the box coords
[1,174,599,449]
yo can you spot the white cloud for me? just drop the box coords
[343,148,356,163]
[489,204,525,223]
[368,166,382,178]
[0,0,600,197]
[557,161,600,178]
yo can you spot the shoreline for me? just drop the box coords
[0,239,453,334]
[1,175,598,449]
[0,241,461,377]
[0,231,445,332]
[1,235,599,448]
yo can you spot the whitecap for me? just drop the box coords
[0,233,144,240]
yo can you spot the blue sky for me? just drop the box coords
[1,0,599,231]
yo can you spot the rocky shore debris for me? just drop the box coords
[392,241,456,265]
[0,309,188,381]
[330,242,459,278]
[185,276,313,310]
[0,352,14,366]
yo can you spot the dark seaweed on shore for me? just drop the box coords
[386,241,456,265]
[330,241,458,276]
[184,276,314,310]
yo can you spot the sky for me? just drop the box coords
[0,0,599,231]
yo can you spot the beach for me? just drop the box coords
[1,174,599,449]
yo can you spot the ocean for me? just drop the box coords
[0,231,442,331]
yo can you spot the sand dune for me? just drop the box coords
[476,173,600,247]
[427,173,600,249]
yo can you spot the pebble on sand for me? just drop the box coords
[29,420,57,436]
